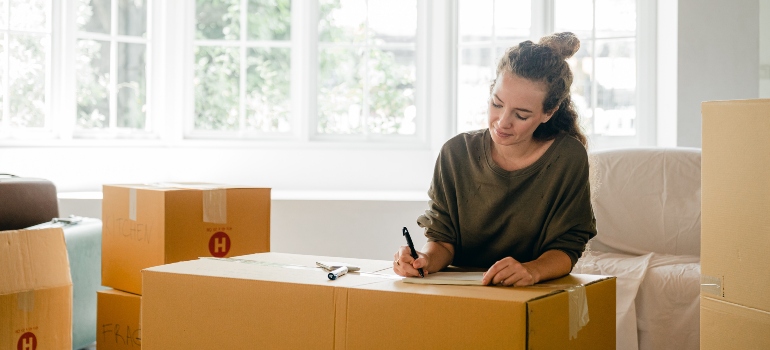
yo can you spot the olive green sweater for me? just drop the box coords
[417,129,596,268]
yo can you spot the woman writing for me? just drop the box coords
[394,32,596,287]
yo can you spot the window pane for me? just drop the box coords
[0,35,4,123]
[494,0,530,42]
[0,0,7,29]
[368,48,416,135]
[554,0,592,41]
[194,46,240,131]
[247,0,290,40]
[117,43,146,129]
[119,0,147,37]
[76,39,110,129]
[458,0,493,43]
[457,47,493,133]
[196,0,240,40]
[594,39,636,136]
[245,47,291,132]
[9,34,46,128]
[369,0,415,44]
[318,0,366,43]
[10,0,48,31]
[77,0,110,34]
[596,0,635,38]
[568,41,594,135]
[317,48,364,134]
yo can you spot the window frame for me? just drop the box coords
[452,0,657,149]
[0,0,56,140]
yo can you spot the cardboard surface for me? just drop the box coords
[97,289,142,350]
[142,253,615,349]
[1,228,72,350]
[701,296,770,350]
[702,99,770,311]
[102,184,271,295]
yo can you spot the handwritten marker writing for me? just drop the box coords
[328,266,348,280]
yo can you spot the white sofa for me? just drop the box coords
[574,148,701,350]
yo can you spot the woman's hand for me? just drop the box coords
[482,257,540,287]
[393,246,429,277]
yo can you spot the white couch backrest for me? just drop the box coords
[588,148,701,257]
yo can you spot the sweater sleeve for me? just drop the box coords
[541,149,597,268]
[417,149,457,245]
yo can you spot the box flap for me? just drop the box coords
[106,183,268,191]
[0,228,72,294]
[142,255,394,290]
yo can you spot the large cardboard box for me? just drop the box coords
[142,253,615,349]
[700,296,770,350]
[701,99,770,311]
[102,184,271,295]
[1,228,72,350]
[97,289,142,350]
[702,99,770,349]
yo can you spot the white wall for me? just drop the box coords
[58,194,430,261]
[675,0,760,147]
[761,0,770,98]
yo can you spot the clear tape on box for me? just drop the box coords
[129,183,229,224]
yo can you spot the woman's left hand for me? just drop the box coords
[481,257,540,287]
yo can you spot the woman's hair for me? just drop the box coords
[491,32,587,146]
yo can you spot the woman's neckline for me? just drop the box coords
[482,129,566,177]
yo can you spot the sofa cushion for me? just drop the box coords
[588,148,701,256]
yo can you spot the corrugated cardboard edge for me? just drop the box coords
[0,228,73,296]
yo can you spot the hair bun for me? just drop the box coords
[539,32,580,60]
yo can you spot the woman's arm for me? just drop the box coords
[481,249,571,286]
[394,241,455,276]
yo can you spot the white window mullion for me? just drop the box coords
[145,0,154,133]
[590,0,597,136]
[293,0,314,141]
[46,0,55,134]
[362,0,370,138]
[109,0,118,130]
[239,0,247,135]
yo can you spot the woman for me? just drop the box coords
[394,32,596,287]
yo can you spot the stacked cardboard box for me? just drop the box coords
[141,252,616,349]
[701,99,770,349]
[97,183,271,350]
[1,227,72,349]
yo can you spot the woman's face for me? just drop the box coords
[488,72,554,147]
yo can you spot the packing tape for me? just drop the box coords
[146,183,228,224]
[701,274,723,297]
[567,285,589,339]
[17,290,34,312]
[203,189,227,224]
[129,188,137,221]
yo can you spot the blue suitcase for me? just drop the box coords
[28,217,105,350]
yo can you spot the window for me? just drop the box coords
[316,0,418,138]
[75,0,149,136]
[192,0,291,136]
[456,0,530,133]
[456,0,645,148]
[555,0,636,138]
[0,0,52,137]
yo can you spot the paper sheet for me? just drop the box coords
[402,272,485,285]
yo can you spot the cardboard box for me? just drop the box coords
[701,99,770,311]
[700,296,770,350]
[1,228,72,350]
[102,184,271,295]
[142,253,615,349]
[97,289,142,350]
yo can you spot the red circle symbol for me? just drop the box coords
[17,332,37,350]
[208,232,231,257]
